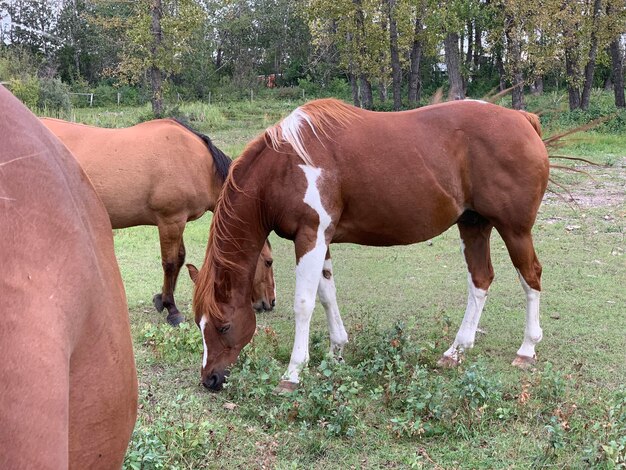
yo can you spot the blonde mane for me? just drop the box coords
[265,98,361,166]
[192,136,265,322]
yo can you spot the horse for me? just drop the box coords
[191,98,549,392]
[0,86,137,467]
[40,117,276,326]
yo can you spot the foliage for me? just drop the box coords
[124,394,222,469]
[7,76,40,109]
[37,78,71,112]
[138,322,199,364]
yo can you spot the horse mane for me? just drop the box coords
[265,98,361,166]
[192,135,267,322]
[171,118,232,182]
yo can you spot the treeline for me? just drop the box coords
[0,0,625,114]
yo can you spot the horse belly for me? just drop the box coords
[333,186,462,246]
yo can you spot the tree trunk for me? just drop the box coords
[531,77,544,95]
[466,21,473,70]
[565,48,582,110]
[580,0,602,110]
[408,16,423,108]
[609,35,625,107]
[387,0,402,110]
[505,15,525,109]
[360,75,373,109]
[150,0,163,118]
[349,73,360,107]
[378,81,387,102]
[473,22,482,70]
[444,32,464,100]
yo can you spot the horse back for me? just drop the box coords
[2,88,137,469]
[40,118,219,228]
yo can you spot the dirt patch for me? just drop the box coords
[543,159,626,209]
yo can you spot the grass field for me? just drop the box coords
[51,96,625,468]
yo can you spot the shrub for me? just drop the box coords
[38,78,71,113]
[8,76,40,109]
[139,322,199,364]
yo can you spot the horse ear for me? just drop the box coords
[186,264,199,284]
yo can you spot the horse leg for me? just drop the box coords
[278,233,328,392]
[317,249,348,360]
[438,214,494,367]
[153,220,186,327]
[498,228,543,368]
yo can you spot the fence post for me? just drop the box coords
[117,92,121,106]
[208,91,211,106]
[89,93,93,107]
[250,89,253,103]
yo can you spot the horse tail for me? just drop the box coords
[519,111,542,138]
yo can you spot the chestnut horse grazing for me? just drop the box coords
[192,98,549,392]
[0,86,137,467]
[41,117,275,326]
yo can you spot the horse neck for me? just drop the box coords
[210,170,270,287]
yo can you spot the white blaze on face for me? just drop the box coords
[199,317,208,369]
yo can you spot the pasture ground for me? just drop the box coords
[65,97,624,469]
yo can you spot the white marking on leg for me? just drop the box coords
[516,270,542,359]
[199,317,208,369]
[317,259,348,358]
[442,273,488,362]
[284,165,331,383]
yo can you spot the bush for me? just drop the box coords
[38,78,71,113]
[139,322,199,364]
[8,77,40,109]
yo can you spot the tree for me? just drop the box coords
[94,0,203,115]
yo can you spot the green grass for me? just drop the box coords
[41,95,626,469]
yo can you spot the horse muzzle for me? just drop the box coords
[253,299,275,313]
[202,370,228,392]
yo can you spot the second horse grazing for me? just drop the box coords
[41,117,276,326]
[191,98,549,392]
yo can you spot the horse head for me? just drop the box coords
[252,239,275,312]
[187,260,257,391]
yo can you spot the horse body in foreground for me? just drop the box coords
[41,117,275,326]
[0,86,137,467]
[192,98,549,391]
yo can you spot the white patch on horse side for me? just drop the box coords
[199,317,208,369]
[283,165,331,383]
[442,240,488,362]
[516,269,542,359]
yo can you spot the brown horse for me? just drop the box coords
[0,86,137,467]
[192,98,549,392]
[41,117,276,326]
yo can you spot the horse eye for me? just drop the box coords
[265,259,273,268]
[218,324,231,334]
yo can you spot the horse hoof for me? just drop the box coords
[273,380,298,395]
[437,355,460,368]
[166,312,185,327]
[153,293,165,313]
[512,355,536,369]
